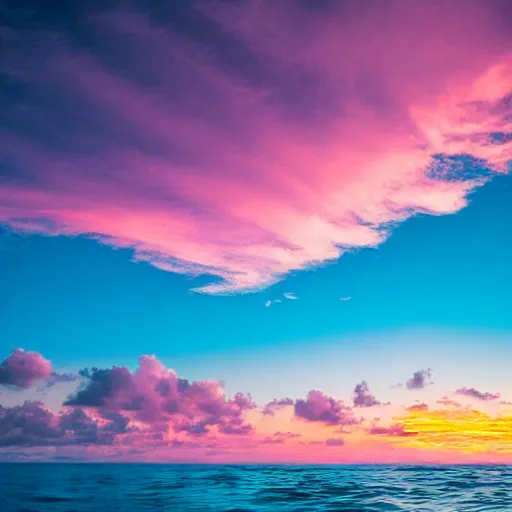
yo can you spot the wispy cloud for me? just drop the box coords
[406,403,428,412]
[0,1,510,293]
[262,398,294,416]
[436,397,463,408]
[265,299,282,308]
[368,424,417,437]
[339,296,351,302]
[266,292,298,306]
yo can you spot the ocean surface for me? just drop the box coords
[1,463,511,511]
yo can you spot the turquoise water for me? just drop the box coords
[1,463,511,511]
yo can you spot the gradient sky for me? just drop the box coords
[0,0,511,463]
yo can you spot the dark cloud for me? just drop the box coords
[406,369,433,390]
[65,366,135,408]
[0,349,52,389]
[0,401,131,447]
[353,381,381,407]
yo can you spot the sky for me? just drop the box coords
[0,0,511,463]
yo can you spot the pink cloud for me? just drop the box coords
[3,349,512,463]
[0,349,52,389]
[294,389,359,425]
[65,355,255,436]
[0,1,510,293]
[455,387,501,401]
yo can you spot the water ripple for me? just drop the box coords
[1,464,512,511]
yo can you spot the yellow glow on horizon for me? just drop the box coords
[390,407,512,454]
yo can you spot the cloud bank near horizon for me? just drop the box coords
[0,0,510,294]
[1,349,512,463]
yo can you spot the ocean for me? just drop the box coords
[1,463,511,511]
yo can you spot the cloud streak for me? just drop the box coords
[368,424,418,437]
[455,387,500,401]
[0,1,510,293]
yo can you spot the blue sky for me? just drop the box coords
[2,174,510,403]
